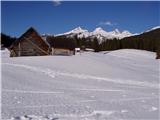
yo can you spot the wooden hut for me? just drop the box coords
[10,27,50,57]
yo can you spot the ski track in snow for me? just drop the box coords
[2,63,159,89]
[2,89,64,94]
[3,96,158,109]
[2,88,124,93]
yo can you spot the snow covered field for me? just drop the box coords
[1,49,159,120]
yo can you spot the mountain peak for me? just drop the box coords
[93,27,107,35]
[56,26,135,40]
[70,26,88,33]
[73,26,83,31]
[58,26,88,36]
[122,30,132,35]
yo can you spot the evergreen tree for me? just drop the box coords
[1,33,17,48]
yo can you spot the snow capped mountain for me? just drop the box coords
[56,27,89,38]
[43,26,159,43]
[90,28,133,39]
[151,26,160,30]
[64,27,88,34]
[92,27,107,34]
[54,25,160,42]
[56,27,133,41]
[89,27,108,41]
[120,30,133,38]
[109,29,121,35]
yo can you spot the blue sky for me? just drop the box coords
[1,1,160,37]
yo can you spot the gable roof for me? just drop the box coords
[10,27,49,49]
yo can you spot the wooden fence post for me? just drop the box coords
[18,43,21,56]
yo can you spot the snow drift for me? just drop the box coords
[1,49,159,120]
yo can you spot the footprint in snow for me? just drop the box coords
[121,110,128,113]
[149,107,158,112]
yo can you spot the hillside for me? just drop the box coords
[46,27,160,56]
[1,49,159,120]
[120,27,160,52]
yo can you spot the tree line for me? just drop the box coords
[1,28,160,58]
[68,28,160,53]
[1,33,17,48]
[46,35,76,50]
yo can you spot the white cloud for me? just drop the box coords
[53,0,61,6]
[98,21,117,26]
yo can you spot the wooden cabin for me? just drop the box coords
[10,27,50,57]
[51,48,75,56]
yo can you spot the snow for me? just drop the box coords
[92,27,107,35]
[1,49,10,58]
[145,26,160,33]
[90,28,133,40]
[56,27,89,37]
[150,26,160,30]
[63,27,88,35]
[1,49,159,120]
[149,107,158,112]
[75,48,80,50]
[138,26,160,35]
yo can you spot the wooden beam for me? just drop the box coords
[51,47,54,55]
[24,37,49,55]
[18,43,21,56]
